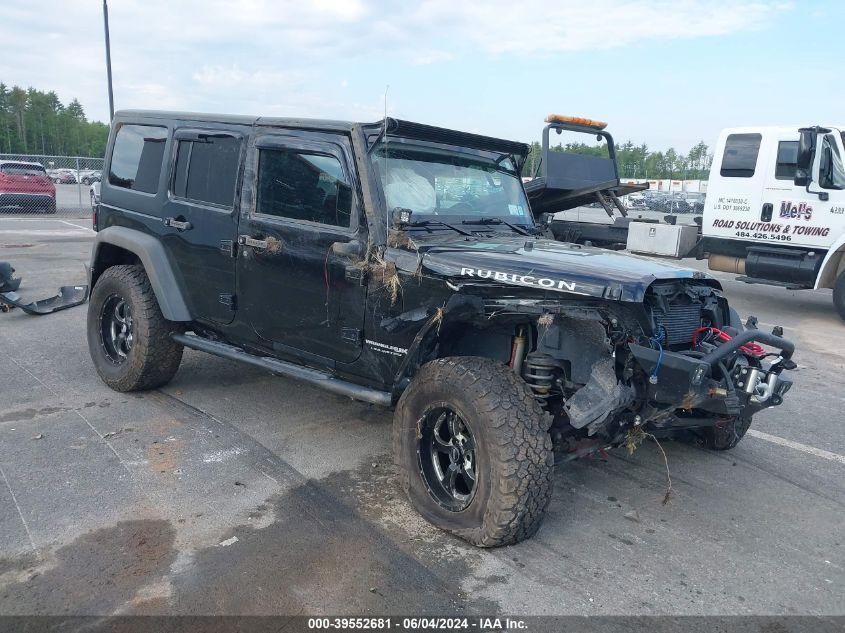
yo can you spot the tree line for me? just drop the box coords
[0,83,109,158]
[0,82,715,177]
[524,139,713,181]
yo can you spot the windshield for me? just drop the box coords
[372,142,533,228]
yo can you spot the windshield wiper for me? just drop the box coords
[461,217,532,236]
[408,219,473,236]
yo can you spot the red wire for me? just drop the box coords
[692,327,766,357]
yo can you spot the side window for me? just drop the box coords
[109,124,167,193]
[256,148,352,228]
[172,135,241,207]
[774,140,799,180]
[720,133,761,178]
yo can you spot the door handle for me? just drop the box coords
[163,217,192,231]
[238,235,269,250]
[761,203,773,222]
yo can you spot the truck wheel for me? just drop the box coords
[87,265,184,392]
[834,270,845,322]
[700,416,752,451]
[393,357,553,547]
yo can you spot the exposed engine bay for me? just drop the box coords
[470,279,795,455]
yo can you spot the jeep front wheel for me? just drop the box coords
[393,357,553,547]
[700,416,752,451]
[87,264,184,392]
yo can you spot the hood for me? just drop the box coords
[407,235,717,302]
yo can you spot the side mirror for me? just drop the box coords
[794,128,815,187]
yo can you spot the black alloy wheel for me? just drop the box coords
[418,405,478,511]
[100,294,134,364]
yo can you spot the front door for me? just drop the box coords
[236,130,366,365]
[759,130,833,249]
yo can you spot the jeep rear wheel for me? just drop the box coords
[393,357,553,547]
[87,265,184,392]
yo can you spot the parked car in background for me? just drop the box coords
[624,192,649,210]
[90,180,100,210]
[649,193,690,214]
[49,168,79,184]
[665,195,692,214]
[81,170,102,185]
[0,161,56,213]
[643,190,668,211]
[683,192,706,214]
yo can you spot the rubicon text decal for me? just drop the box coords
[460,267,578,292]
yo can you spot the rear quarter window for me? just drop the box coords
[109,124,168,193]
[172,134,241,207]
[1,163,46,176]
[720,133,762,178]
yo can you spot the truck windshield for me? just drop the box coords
[372,142,533,229]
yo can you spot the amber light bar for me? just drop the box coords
[544,114,608,130]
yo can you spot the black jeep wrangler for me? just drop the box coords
[87,111,795,547]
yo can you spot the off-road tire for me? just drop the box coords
[394,356,554,547]
[833,270,845,323]
[87,264,184,392]
[700,416,752,451]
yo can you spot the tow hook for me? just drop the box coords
[737,368,781,404]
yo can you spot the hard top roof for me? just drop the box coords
[113,110,529,157]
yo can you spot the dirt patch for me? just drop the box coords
[0,406,70,423]
[0,519,176,615]
[167,471,496,615]
[146,438,183,474]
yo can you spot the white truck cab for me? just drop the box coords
[702,125,845,321]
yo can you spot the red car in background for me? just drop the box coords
[0,161,57,213]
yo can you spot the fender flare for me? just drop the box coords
[814,233,845,289]
[89,226,192,321]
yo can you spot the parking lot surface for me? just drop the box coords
[0,218,843,616]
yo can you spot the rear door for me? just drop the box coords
[161,127,246,324]
[235,129,366,365]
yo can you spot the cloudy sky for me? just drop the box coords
[1,0,843,151]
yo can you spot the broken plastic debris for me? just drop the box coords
[0,285,89,315]
[623,510,640,523]
[218,536,239,547]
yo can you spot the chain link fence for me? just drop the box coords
[0,154,103,217]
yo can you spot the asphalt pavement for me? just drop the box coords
[0,217,842,617]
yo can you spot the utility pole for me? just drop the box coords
[103,0,114,122]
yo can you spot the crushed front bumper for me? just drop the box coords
[629,329,795,427]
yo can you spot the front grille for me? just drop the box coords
[654,303,702,347]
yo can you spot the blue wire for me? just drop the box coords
[649,327,666,381]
